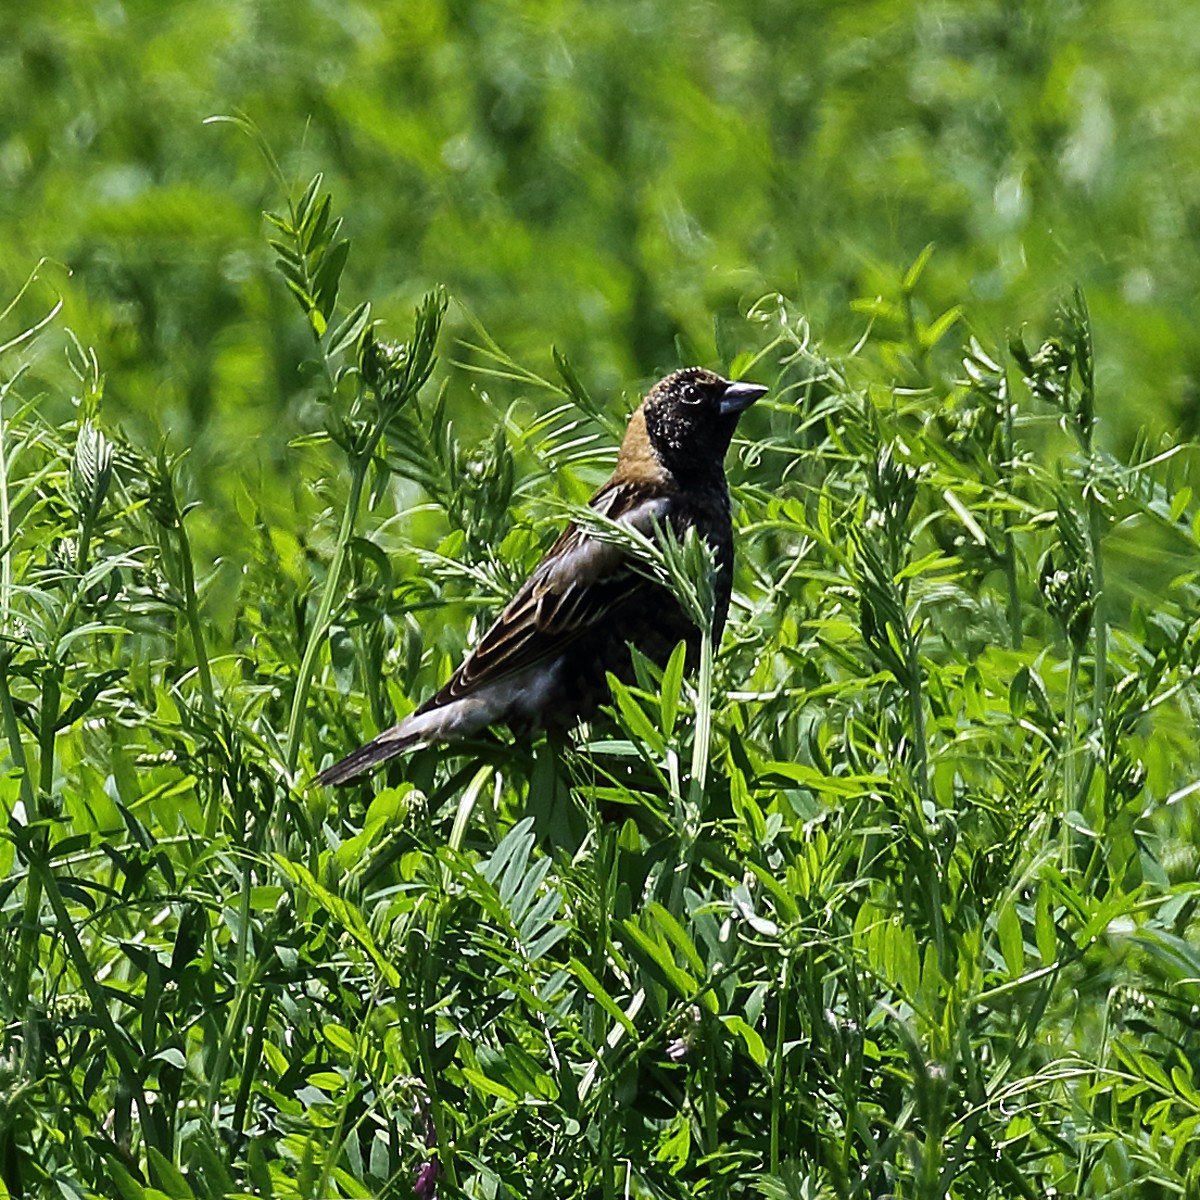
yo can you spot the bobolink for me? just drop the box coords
[317,367,766,784]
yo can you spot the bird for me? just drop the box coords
[317,367,767,785]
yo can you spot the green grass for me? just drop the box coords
[1,174,1200,1200]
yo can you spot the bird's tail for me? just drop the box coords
[314,724,424,786]
[315,692,492,786]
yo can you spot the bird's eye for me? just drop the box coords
[682,384,702,405]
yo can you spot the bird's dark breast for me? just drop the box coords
[539,583,696,731]
[669,478,736,637]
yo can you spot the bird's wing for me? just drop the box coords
[426,481,672,705]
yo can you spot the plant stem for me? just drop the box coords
[670,623,714,914]
[689,623,714,799]
[1002,380,1023,649]
[415,896,460,1195]
[38,663,60,799]
[1002,528,1023,650]
[905,634,947,970]
[284,455,368,776]
[0,380,11,636]
[232,986,273,1134]
[701,1019,719,1166]
[175,510,216,710]
[1,656,40,1010]
[905,640,930,805]
[1063,647,1080,872]
[10,663,61,1009]
[38,855,154,1141]
[203,963,254,1125]
[769,953,789,1173]
[1085,483,1107,797]
[0,655,34,817]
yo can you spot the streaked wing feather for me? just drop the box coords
[427,481,670,705]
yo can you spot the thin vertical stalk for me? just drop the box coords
[39,856,154,1139]
[0,379,11,634]
[11,665,60,1007]
[668,622,713,916]
[75,506,95,576]
[1085,485,1107,789]
[997,545,1021,655]
[1003,527,1023,649]
[1,655,39,1010]
[12,845,42,1012]
[0,656,33,817]
[37,665,60,799]
[414,895,460,1196]
[1073,292,1106,818]
[314,981,384,1200]
[769,953,789,1173]
[1062,648,1080,871]
[599,1107,617,1200]
[202,961,255,1124]
[701,1023,719,1178]
[284,456,368,775]
[232,986,272,1135]
[899,621,947,971]
[905,640,931,806]
[588,819,617,1049]
[283,290,444,780]
[897,595,950,969]
[203,900,287,1133]
[174,511,215,710]
[1002,391,1023,650]
[689,623,714,798]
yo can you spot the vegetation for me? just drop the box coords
[3,2,1200,1197]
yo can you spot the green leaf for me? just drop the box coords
[920,304,963,349]
[302,193,333,252]
[902,241,936,291]
[186,1130,236,1200]
[1009,665,1029,720]
[567,958,638,1038]
[607,674,666,755]
[646,902,705,976]
[622,916,706,1008]
[295,173,324,230]
[481,816,536,889]
[273,856,400,987]
[462,1066,519,1103]
[659,640,687,739]
[267,238,303,268]
[247,1138,275,1198]
[326,300,371,358]
[323,1024,357,1057]
[722,1014,768,1068]
[313,238,351,320]
[998,900,1024,977]
[263,1040,288,1077]
[108,1162,147,1200]
[151,1047,186,1070]
[655,1111,691,1171]
[307,1070,347,1093]
[1170,485,1192,523]
[1035,885,1057,966]
[147,1147,195,1200]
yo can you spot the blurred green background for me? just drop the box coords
[4,0,1200,545]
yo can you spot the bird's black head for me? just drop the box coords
[640,368,767,479]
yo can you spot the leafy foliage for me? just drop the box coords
[1,162,1199,1200]
[7,0,1200,584]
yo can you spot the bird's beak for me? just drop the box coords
[719,379,768,416]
